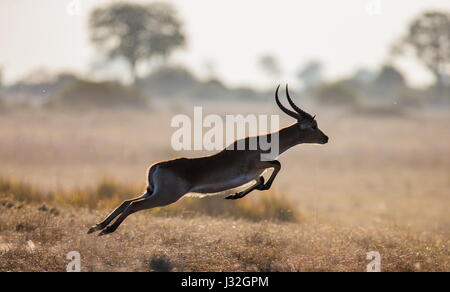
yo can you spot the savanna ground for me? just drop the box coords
[0,103,449,272]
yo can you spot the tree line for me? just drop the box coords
[1,3,449,109]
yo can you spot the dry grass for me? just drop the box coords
[0,178,301,222]
[0,106,449,272]
[0,200,447,272]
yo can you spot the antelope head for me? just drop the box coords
[275,84,329,145]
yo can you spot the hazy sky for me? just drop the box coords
[1,0,450,88]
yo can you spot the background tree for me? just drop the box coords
[0,66,3,105]
[89,2,186,84]
[258,55,282,79]
[297,61,323,90]
[353,68,376,84]
[393,11,450,99]
[371,65,407,101]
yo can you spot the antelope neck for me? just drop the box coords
[277,123,301,155]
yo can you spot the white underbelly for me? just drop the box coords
[187,169,269,198]
[187,180,255,198]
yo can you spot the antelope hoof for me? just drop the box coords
[87,224,103,234]
[256,185,268,191]
[98,226,115,236]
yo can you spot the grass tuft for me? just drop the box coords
[0,178,47,203]
[149,255,173,272]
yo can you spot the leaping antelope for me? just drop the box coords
[88,85,329,236]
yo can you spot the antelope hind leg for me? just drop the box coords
[87,192,150,234]
[98,195,166,236]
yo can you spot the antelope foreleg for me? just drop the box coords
[224,161,281,201]
[257,160,281,191]
[225,177,265,200]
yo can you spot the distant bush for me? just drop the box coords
[138,66,264,100]
[370,65,407,102]
[396,89,423,108]
[229,87,264,100]
[0,178,47,203]
[350,103,406,117]
[0,177,301,223]
[0,85,6,110]
[188,79,230,99]
[315,82,359,106]
[47,79,148,109]
[138,66,199,98]
[54,178,137,209]
[5,71,80,104]
[139,66,230,99]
